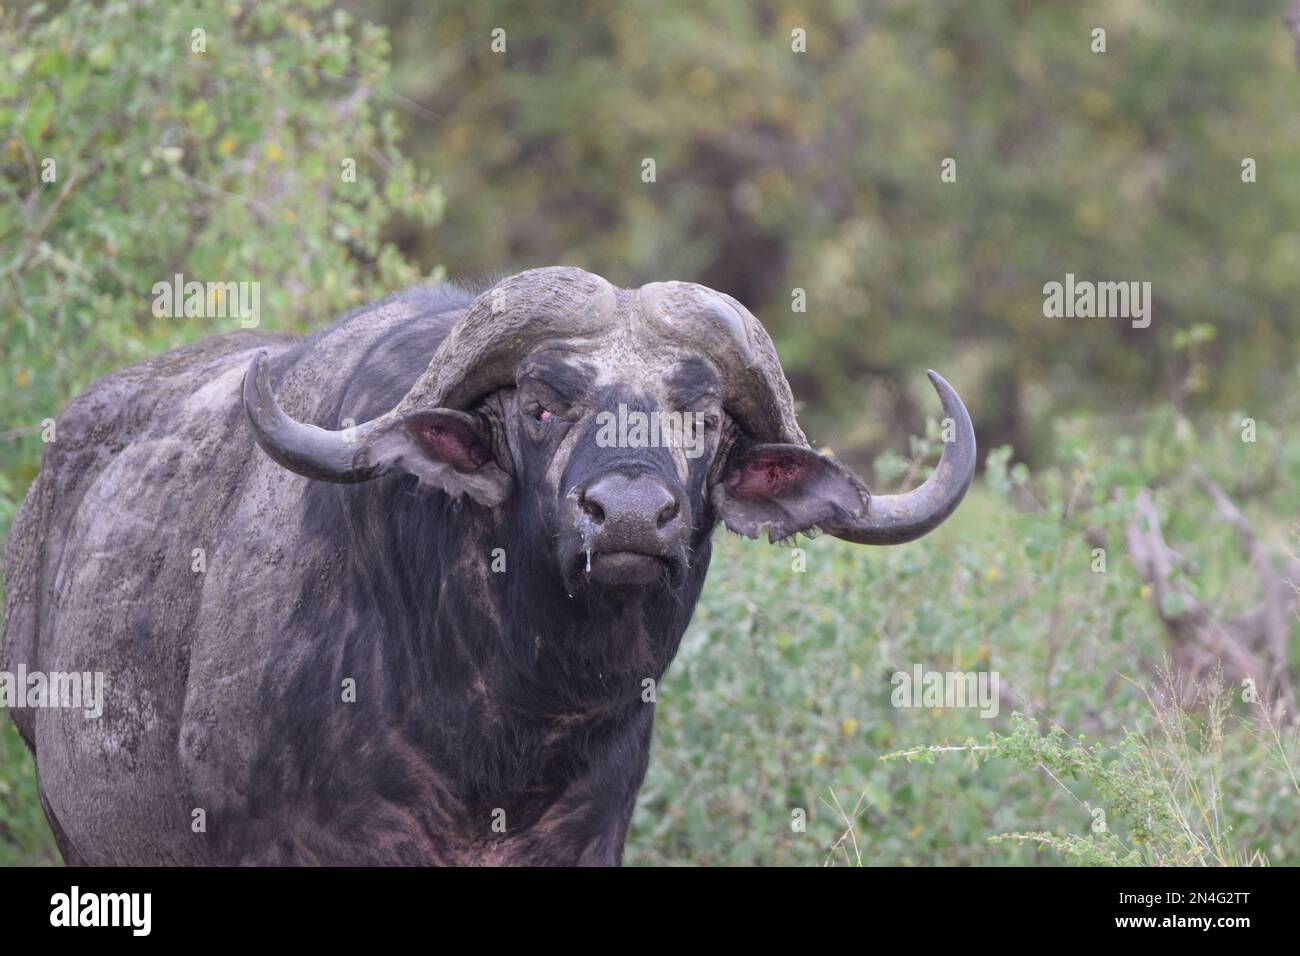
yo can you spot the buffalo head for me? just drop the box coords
[242,266,975,595]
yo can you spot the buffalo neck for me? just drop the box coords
[278,475,713,809]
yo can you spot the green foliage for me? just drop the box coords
[0,0,443,508]
[892,685,1293,867]
[0,712,57,865]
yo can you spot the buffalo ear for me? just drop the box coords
[372,409,511,506]
[712,441,869,542]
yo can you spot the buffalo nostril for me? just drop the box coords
[580,495,606,523]
[656,498,680,528]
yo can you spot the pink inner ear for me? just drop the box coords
[730,451,812,499]
[413,418,486,471]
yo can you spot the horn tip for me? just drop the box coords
[244,349,278,426]
[925,369,965,415]
[253,350,273,388]
[245,349,269,379]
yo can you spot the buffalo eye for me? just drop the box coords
[693,413,718,435]
[526,404,552,424]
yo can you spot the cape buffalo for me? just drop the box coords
[2,266,974,865]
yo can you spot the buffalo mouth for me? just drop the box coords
[587,550,672,587]
[564,546,684,590]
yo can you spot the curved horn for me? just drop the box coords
[638,282,807,445]
[243,349,512,505]
[242,350,387,482]
[636,282,974,544]
[395,266,617,413]
[826,370,976,545]
[241,267,615,485]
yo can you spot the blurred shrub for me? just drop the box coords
[0,713,55,865]
[0,0,443,521]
